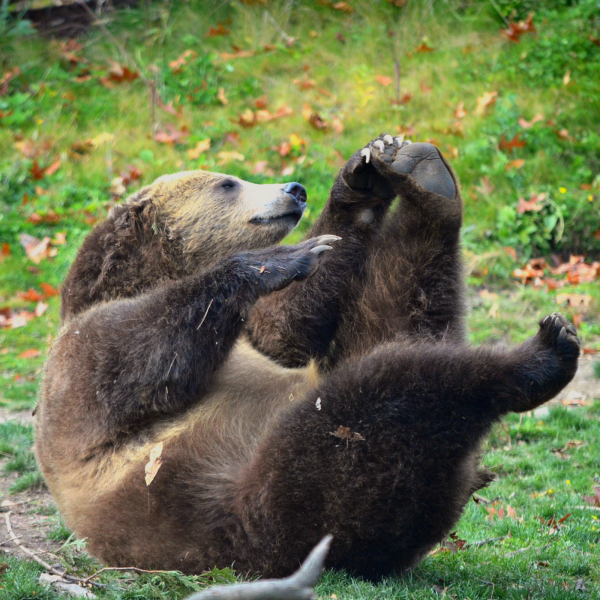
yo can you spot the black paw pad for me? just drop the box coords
[389,142,456,200]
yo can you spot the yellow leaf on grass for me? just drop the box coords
[188,139,211,159]
[475,91,497,116]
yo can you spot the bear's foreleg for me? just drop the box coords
[234,314,579,579]
[45,238,338,442]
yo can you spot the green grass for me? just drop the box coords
[0,0,599,598]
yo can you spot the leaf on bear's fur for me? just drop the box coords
[145,441,164,486]
[330,426,365,444]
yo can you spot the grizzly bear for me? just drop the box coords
[35,135,579,581]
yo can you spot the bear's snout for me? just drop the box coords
[282,182,307,205]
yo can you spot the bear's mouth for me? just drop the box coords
[249,208,304,226]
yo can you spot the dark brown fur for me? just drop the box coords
[35,138,579,581]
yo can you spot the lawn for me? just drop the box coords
[0,0,599,598]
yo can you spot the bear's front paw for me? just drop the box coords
[366,136,457,200]
[245,235,342,295]
[536,312,580,363]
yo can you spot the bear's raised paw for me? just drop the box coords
[364,136,457,200]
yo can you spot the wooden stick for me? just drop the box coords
[469,535,508,548]
[4,512,110,590]
[83,565,174,583]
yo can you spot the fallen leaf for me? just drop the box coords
[154,124,189,145]
[35,301,48,317]
[518,114,544,129]
[217,87,228,105]
[562,70,571,86]
[420,80,432,94]
[415,42,434,53]
[30,158,61,181]
[583,486,600,507]
[18,348,40,359]
[217,151,245,164]
[294,76,316,90]
[332,1,353,12]
[376,75,392,87]
[454,102,467,119]
[145,441,164,486]
[206,22,230,37]
[17,288,44,302]
[516,192,546,213]
[479,289,499,301]
[188,138,211,159]
[0,66,21,96]
[1,242,10,260]
[475,91,497,116]
[40,283,60,297]
[556,293,591,308]
[500,13,535,43]
[169,50,198,74]
[506,159,525,170]
[219,49,255,60]
[475,176,495,197]
[499,133,526,152]
[19,234,53,264]
[99,62,139,88]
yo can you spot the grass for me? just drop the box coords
[0,0,599,598]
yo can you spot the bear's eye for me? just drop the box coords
[221,180,237,190]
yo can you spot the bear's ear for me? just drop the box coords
[126,185,154,208]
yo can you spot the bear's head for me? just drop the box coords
[132,170,307,261]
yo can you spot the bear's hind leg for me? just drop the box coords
[234,314,578,579]
[335,138,466,357]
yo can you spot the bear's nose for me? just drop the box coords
[283,182,307,204]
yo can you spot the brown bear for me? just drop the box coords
[35,135,579,581]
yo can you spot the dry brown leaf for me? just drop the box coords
[330,425,365,444]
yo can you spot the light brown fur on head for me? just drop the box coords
[138,170,306,265]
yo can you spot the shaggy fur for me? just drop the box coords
[35,136,579,580]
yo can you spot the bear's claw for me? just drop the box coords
[537,312,580,359]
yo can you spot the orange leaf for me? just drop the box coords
[506,159,525,170]
[206,23,230,37]
[499,133,526,152]
[40,283,60,297]
[17,288,44,302]
[454,102,467,119]
[518,114,544,129]
[18,348,40,359]
[376,75,392,87]
[415,42,434,53]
